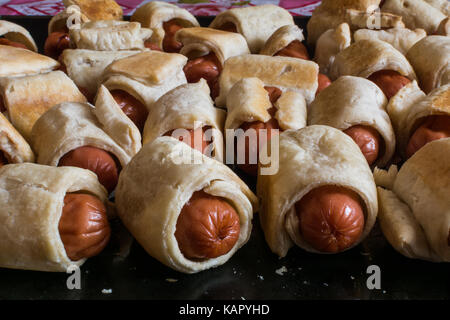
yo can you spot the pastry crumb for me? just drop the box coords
[275,266,288,275]
[165,278,178,283]
[101,289,112,294]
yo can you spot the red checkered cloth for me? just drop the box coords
[0,0,321,16]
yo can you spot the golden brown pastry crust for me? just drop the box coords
[330,39,417,81]
[215,54,319,107]
[142,79,226,162]
[31,101,137,168]
[63,0,123,21]
[0,163,108,272]
[0,71,86,141]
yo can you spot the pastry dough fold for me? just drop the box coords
[0,20,37,51]
[215,54,318,107]
[115,137,258,273]
[387,83,449,158]
[31,101,138,168]
[330,39,416,81]
[0,71,86,141]
[131,1,199,49]
[0,113,34,164]
[406,36,450,94]
[259,25,305,56]
[0,163,107,272]
[102,51,188,108]
[209,4,295,53]
[257,126,378,257]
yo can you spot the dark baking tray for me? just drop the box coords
[0,16,448,301]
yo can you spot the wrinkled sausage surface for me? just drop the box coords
[175,190,240,260]
[59,193,110,261]
[295,185,365,253]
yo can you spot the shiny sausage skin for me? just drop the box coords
[183,52,222,100]
[44,32,71,60]
[162,20,184,53]
[368,70,411,100]
[218,22,237,33]
[343,125,381,166]
[110,90,149,132]
[144,40,162,51]
[0,38,28,50]
[164,126,212,154]
[237,87,282,176]
[317,73,332,96]
[295,185,365,253]
[175,190,240,260]
[275,40,310,60]
[58,146,119,194]
[59,193,110,261]
[406,115,450,158]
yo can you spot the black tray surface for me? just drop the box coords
[0,16,448,301]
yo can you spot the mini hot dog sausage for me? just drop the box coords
[237,87,282,176]
[0,96,6,113]
[0,38,28,50]
[175,190,240,260]
[164,126,212,154]
[183,52,222,99]
[368,70,411,100]
[58,146,119,194]
[274,40,310,60]
[162,19,184,53]
[111,90,149,132]
[343,125,381,166]
[406,115,450,158]
[44,32,71,60]
[317,73,332,96]
[59,193,110,261]
[295,185,365,253]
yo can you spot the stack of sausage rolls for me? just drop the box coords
[0,0,448,274]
